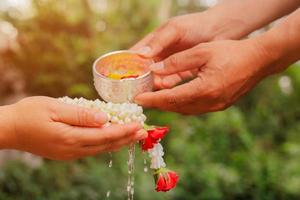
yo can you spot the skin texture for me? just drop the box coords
[0,96,147,160]
[132,1,300,114]
[135,39,273,114]
[131,0,300,90]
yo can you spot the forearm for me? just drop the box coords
[207,0,300,40]
[0,105,16,149]
[254,8,300,76]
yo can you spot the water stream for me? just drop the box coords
[127,143,136,200]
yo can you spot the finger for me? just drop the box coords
[161,71,195,89]
[74,144,121,158]
[165,99,222,115]
[149,47,206,75]
[81,129,148,155]
[130,32,155,51]
[135,78,203,110]
[75,146,109,158]
[52,101,108,127]
[161,74,183,89]
[135,23,181,58]
[104,129,148,151]
[153,75,164,89]
[75,123,146,146]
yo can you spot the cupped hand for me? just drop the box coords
[135,39,277,114]
[3,96,146,160]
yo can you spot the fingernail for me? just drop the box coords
[136,129,148,140]
[137,46,151,56]
[150,62,164,72]
[94,112,108,124]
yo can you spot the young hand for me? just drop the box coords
[0,96,147,160]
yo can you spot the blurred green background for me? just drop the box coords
[0,0,300,199]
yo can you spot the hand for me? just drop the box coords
[131,13,219,58]
[135,39,277,114]
[131,1,299,59]
[0,96,146,160]
[130,0,299,90]
[130,12,243,89]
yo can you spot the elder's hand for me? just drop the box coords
[131,0,299,89]
[131,13,218,58]
[131,12,234,89]
[0,96,146,160]
[135,39,276,114]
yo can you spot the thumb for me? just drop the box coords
[52,102,108,127]
[135,22,180,58]
[149,46,207,75]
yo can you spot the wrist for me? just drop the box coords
[201,11,250,41]
[206,0,300,41]
[0,105,17,149]
[253,10,300,76]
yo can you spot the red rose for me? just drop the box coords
[155,169,179,192]
[149,127,169,140]
[142,127,169,151]
[141,135,155,150]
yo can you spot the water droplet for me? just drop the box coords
[144,167,148,172]
[108,152,113,168]
[106,190,111,198]
[106,153,112,199]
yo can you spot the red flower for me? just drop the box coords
[155,169,179,192]
[149,127,169,140]
[142,127,169,151]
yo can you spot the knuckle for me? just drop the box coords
[190,93,201,104]
[76,107,90,125]
[197,81,222,101]
[101,132,115,143]
[195,43,208,51]
[193,44,210,58]
[18,96,53,107]
[166,19,180,31]
[60,134,79,146]
[185,81,202,103]
[167,55,179,68]
[165,93,180,108]
[164,19,175,28]
[207,89,222,100]
[18,96,37,104]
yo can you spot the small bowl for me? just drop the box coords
[93,50,154,103]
